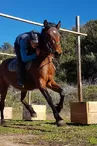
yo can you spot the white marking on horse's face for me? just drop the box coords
[53,30,57,34]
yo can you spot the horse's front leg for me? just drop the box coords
[21,91,37,117]
[47,79,65,113]
[40,87,64,126]
[38,78,64,126]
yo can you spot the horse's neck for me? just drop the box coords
[44,54,53,63]
[38,53,53,63]
[34,54,53,71]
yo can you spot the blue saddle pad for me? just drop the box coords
[8,58,31,72]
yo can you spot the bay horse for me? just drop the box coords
[0,20,65,126]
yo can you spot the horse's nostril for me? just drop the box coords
[55,52,59,56]
[55,52,61,57]
[58,53,61,57]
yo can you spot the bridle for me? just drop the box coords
[42,28,61,55]
[39,20,62,57]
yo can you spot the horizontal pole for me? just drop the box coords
[0,13,87,36]
[0,13,43,27]
[60,28,87,36]
[0,52,16,56]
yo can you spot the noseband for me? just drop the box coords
[45,40,54,53]
[45,41,60,54]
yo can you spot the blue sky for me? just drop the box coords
[0,0,97,46]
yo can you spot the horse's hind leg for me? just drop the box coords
[0,86,8,124]
[47,79,65,113]
[21,91,37,117]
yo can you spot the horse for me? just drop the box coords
[0,20,65,126]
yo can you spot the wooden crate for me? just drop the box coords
[23,104,46,121]
[70,102,97,124]
[0,107,12,120]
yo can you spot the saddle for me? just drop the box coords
[8,58,32,72]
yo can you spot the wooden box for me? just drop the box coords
[23,104,46,121]
[70,102,97,124]
[0,107,12,120]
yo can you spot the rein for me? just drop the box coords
[37,59,53,71]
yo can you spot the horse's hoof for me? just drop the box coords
[56,120,65,127]
[1,120,6,126]
[31,112,37,117]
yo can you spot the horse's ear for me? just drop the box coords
[56,21,61,30]
[44,20,48,27]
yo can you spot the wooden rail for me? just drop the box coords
[0,13,87,36]
[0,52,16,56]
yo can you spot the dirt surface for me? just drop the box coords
[0,113,70,146]
[0,135,39,146]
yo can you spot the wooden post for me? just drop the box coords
[76,16,83,102]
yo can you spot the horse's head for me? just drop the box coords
[40,20,62,57]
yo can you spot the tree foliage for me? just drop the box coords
[1,20,97,84]
[0,42,14,61]
[53,20,97,84]
[81,20,97,82]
